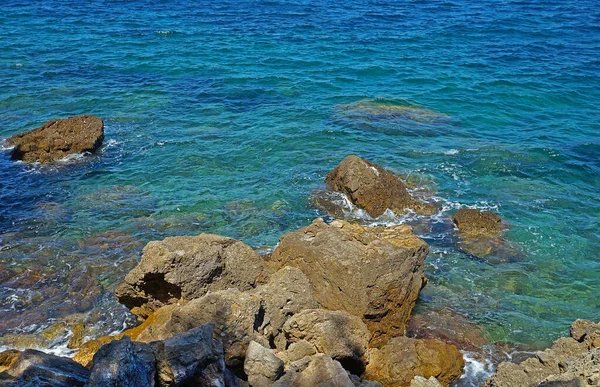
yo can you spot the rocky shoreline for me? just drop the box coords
[0,127,598,386]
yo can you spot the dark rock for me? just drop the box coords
[115,234,266,318]
[282,309,370,375]
[2,349,89,387]
[150,323,228,387]
[325,155,435,217]
[363,336,465,387]
[6,115,104,163]
[86,337,156,387]
[269,218,428,347]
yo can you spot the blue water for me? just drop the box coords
[0,0,598,370]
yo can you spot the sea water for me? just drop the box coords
[0,0,598,384]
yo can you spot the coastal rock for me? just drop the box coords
[282,309,370,374]
[409,376,444,387]
[406,308,490,352]
[363,336,465,387]
[0,350,21,373]
[150,324,228,387]
[1,349,89,387]
[6,115,104,163]
[250,266,320,348]
[244,341,284,387]
[483,336,591,387]
[452,209,503,238]
[325,155,435,217]
[570,319,600,348]
[269,218,428,346]
[277,340,317,365]
[279,354,354,387]
[138,289,267,370]
[86,337,156,387]
[115,234,266,318]
[540,347,600,386]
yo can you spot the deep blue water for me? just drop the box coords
[0,0,599,379]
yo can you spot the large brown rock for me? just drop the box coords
[244,341,285,387]
[269,218,429,346]
[282,309,370,374]
[325,155,435,217]
[452,209,503,238]
[283,354,355,387]
[115,234,266,318]
[6,115,104,163]
[363,336,464,387]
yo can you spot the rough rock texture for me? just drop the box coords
[86,337,156,387]
[115,234,266,318]
[406,309,490,352]
[363,336,465,387]
[1,349,89,387]
[269,218,428,346]
[485,320,600,387]
[150,324,228,387]
[282,309,370,374]
[409,376,444,387]
[277,340,318,365]
[325,155,435,217]
[139,289,268,370]
[0,350,21,373]
[244,341,284,387]
[6,115,104,163]
[281,354,354,387]
[452,209,503,237]
[250,266,320,349]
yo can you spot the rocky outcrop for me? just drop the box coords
[250,266,320,349]
[269,218,428,346]
[244,341,284,387]
[363,336,465,387]
[452,209,503,238]
[279,354,355,387]
[325,155,435,217]
[115,234,266,318]
[484,319,600,387]
[86,337,157,387]
[150,324,228,387]
[6,115,104,163]
[0,349,89,387]
[282,309,370,374]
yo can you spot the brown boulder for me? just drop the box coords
[452,209,503,238]
[325,155,435,217]
[282,309,370,374]
[115,234,266,318]
[283,354,355,387]
[6,115,104,163]
[0,350,21,373]
[269,218,428,346]
[363,336,465,387]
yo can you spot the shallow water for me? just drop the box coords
[0,0,599,382]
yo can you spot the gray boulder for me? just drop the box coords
[2,349,89,387]
[244,341,284,387]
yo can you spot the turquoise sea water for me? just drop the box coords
[0,0,599,379]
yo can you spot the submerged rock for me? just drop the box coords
[282,309,370,374]
[325,155,435,218]
[363,336,464,387]
[484,320,600,386]
[269,218,428,347]
[87,337,156,387]
[0,349,89,387]
[452,209,503,238]
[6,115,104,163]
[115,234,266,318]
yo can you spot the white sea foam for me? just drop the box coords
[458,352,495,386]
[444,149,460,155]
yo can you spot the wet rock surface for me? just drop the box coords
[115,234,266,318]
[6,115,104,163]
[325,155,435,217]
[269,218,428,347]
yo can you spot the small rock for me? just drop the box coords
[86,337,156,387]
[244,341,284,387]
[3,349,89,387]
[277,340,317,365]
[282,309,370,374]
[0,350,21,373]
[452,209,503,238]
[285,354,354,387]
[363,336,465,387]
[6,115,104,163]
[410,376,444,387]
[325,155,435,217]
[150,324,227,387]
